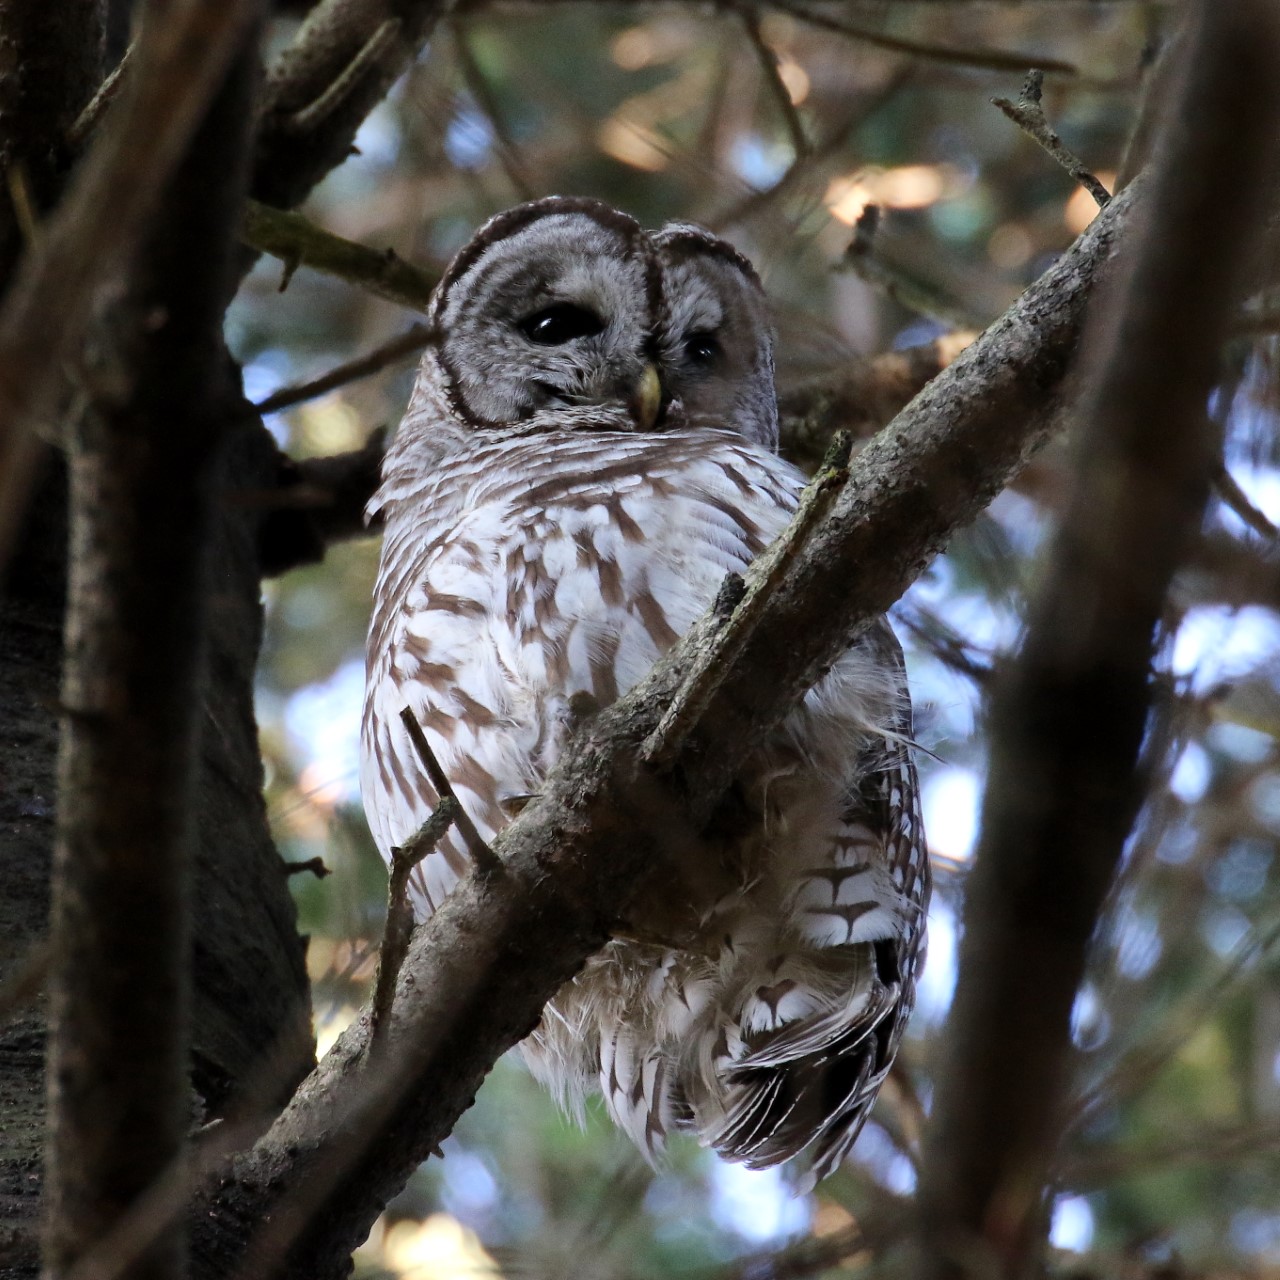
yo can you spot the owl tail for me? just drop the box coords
[688,939,905,1186]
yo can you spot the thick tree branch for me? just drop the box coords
[0,2,102,287]
[251,0,448,211]
[44,10,265,1279]
[0,2,103,1264]
[191,166,1147,1280]
[0,0,262,580]
[914,4,1280,1276]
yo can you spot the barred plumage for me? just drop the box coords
[360,197,929,1185]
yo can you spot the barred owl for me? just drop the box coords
[361,197,929,1185]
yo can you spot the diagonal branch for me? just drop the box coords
[190,159,1148,1280]
[915,4,1280,1276]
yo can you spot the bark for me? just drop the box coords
[251,0,449,211]
[0,1,102,287]
[0,10,312,1276]
[0,5,101,1272]
[44,18,267,1277]
[914,4,1280,1276]
[189,171,1146,1280]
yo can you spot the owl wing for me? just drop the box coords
[697,622,930,1184]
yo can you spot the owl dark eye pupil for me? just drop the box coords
[685,332,720,365]
[519,303,605,345]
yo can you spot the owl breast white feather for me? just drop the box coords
[360,196,928,1185]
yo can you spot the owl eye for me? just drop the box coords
[684,332,720,365]
[519,303,606,345]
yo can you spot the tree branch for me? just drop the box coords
[190,162,1148,1280]
[0,0,262,579]
[240,200,438,309]
[251,0,448,211]
[991,69,1111,207]
[914,4,1280,1275]
[44,8,266,1276]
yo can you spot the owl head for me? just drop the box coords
[428,196,661,432]
[414,196,776,446]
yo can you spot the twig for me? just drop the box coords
[1067,915,1280,1133]
[778,332,975,468]
[741,10,808,159]
[452,21,535,200]
[643,432,854,766]
[898,605,994,685]
[288,18,404,133]
[371,798,460,1043]
[1063,1119,1280,1188]
[251,1,447,213]
[1213,459,1279,540]
[774,1,1079,76]
[254,325,432,414]
[842,204,975,329]
[282,856,331,879]
[1235,305,1280,333]
[992,70,1111,207]
[66,46,133,152]
[398,706,501,874]
[240,200,438,308]
[714,69,912,230]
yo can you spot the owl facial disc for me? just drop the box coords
[432,196,660,430]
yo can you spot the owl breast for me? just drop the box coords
[361,425,928,1183]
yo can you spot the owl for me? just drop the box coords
[361,196,929,1186]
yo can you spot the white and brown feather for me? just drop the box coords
[360,198,929,1184]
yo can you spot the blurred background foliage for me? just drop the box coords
[229,2,1280,1275]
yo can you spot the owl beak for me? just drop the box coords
[631,363,663,431]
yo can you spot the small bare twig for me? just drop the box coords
[241,200,438,308]
[774,1,1079,76]
[254,325,432,414]
[398,706,501,874]
[452,22,535,200]
[741,10,808,159]
[66,47,133,151]
[843,204,975,329]
[371,798,460,1043]
[1213,460,1279,540]
[1067,915,1280,1132]
[714,70,912,230]
[282,856,331,879]
[992,69,1112,207]
[898,605,995,685]
[288,18,404,133]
